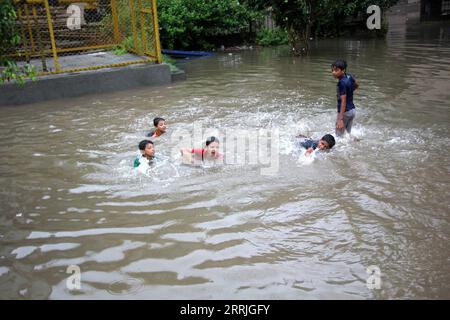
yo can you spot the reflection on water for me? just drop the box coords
[0,18,449,299]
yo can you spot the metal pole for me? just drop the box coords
[24,4,37,54]
[128,0,140,54]
[32,4,48,72]
[137,0,148,55]
[110,0,121,44]
[43,0,59,72]
[150,0,161,63]
[17,6,31,62]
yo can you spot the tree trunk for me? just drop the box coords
[287,22,310,56]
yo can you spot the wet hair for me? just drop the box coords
[331,59,347,71]
[153,117,165,127]
[206,136,219,146]
[321,134,336,149]
[138,139,154,150]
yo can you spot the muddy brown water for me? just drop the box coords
[0,19,449,299]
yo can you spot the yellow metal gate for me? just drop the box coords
[8,0,162,75]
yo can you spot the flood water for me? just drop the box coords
[0,18,449,299]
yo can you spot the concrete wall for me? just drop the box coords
[0,63,172,107]
[421,0,449,21]
[407,0,421,21]
[388,0,421,23]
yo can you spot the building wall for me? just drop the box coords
[390,0,450,22]
[420,0,450,21]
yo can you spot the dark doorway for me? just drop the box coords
[421,0,450,21]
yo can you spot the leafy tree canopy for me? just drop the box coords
[246,0,399,54]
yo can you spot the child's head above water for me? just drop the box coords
[153,117,167,133]
[205,136,220,157]
[318,134,336,150]
[138,139,155,158]
[331,59,347,78]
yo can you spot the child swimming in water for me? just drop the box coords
[297,133,335,156]
[180,136,223,165]
[147,117,167,138]
[134,139,155,168]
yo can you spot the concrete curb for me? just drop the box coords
[0,63,173,106]
[171,69,187,82]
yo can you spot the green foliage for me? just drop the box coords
[104,0,399,55]
[111,44,181,74]
[121,35,139,51]
[256,27,288,46]
[162,54,176,65]
[100,1,154,54]
[112,46,128,55]
[157,0,260,50]
[0,0,20,56]
[0,0,37,85]
[162,54,180,72]
[248,0,400,54]
[0,60,37,85]
[99,0,261,51]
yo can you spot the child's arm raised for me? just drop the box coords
[305,147,314,157]
[180,147,190,155]
[180,148,194,164]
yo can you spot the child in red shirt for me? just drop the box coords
[147,117,167,138]
[180,136,223,164]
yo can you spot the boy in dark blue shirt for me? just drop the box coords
[331,60,359,137]
[297,134,336,156]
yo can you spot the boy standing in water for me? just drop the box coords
[148,117,167,138]
[331,60,358,137]
[134,139,155,168]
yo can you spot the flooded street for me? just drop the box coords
[0,18,449,299]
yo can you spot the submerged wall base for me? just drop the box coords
[0,63,173,106]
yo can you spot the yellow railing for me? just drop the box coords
[9,0,162,75]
